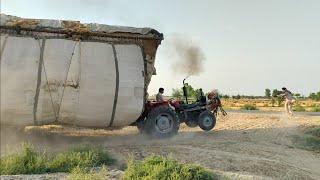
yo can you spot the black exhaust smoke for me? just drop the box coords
[171,36,206,76]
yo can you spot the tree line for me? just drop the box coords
[264,88,320,101]
[171,85,320,102]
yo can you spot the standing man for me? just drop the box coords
[156,88,164,102]
[280,87,295,115]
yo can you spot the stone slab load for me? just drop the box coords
[0,14,163,127]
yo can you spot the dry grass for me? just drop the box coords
[222,98,320,112]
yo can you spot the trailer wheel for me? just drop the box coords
[145,106,179,138]
[198,110,216,131]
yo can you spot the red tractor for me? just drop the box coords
[135,78,223,138]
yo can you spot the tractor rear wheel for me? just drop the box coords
[145,106,179,138]
[198,110,216,131]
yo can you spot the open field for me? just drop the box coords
[1,112,320,179]
[222,99,320,112]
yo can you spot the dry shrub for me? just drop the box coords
[241,104,258,110]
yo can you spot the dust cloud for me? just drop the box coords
[0,124,149,157]
[169,36,206,76]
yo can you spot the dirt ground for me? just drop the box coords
[1,112,320,180]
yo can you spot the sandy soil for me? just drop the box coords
[1,112,320,179]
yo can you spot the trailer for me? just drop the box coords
[0,14,162,127]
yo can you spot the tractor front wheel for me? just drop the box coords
[145,106,179,138]
[198,110,216,131]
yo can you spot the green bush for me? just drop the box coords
[307,127,320,138]
[309,92,320,101]
[123,155,217,180]
[0,143,48,175]
[48,146,115,173]
[293,105,306,112]
[304,127,320,151]
[241,104,258,110]
[304,136,320,151]
[0,144,115,175]
[311,107,320,112]
[293,126,320,152]
[67,165,109,180]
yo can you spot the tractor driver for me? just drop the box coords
[156,87,164,102]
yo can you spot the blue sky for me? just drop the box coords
[1,0,319,96]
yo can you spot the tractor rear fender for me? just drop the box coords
[131,101,170,126]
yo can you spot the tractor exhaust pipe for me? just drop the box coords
[183,75,190,104]
[183,75,190,85]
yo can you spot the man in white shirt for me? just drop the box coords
[156,88,164,102]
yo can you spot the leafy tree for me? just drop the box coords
[271,89,284,107]
[277,96,284,107]
[272,89,279,98]
[235,94,241,99]
[265,89,271,98]
[171,88,183,99]
[309,93,316,100]
[294,93,301,99]
[309,91,320,101]
[172,84,199,101]
[222,95,230,99]
[231,95,241,99]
